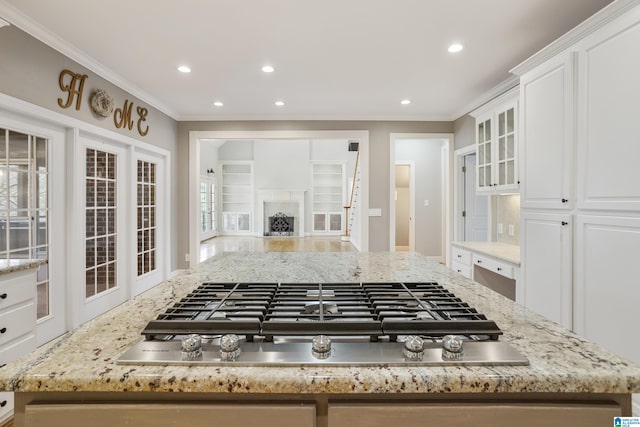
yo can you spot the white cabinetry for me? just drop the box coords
[577,14,640,212]
[220,162,253,234]
[520,212,573,329]
[471,88,519,194]
[451,247,472,279]
[519,53,575,210]
[574,215,640,366]
[311,163,345,234]
[514,5,640,411]
[0,268,38,424]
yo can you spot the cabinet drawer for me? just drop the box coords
[473,255,515,279]
[452,247,472,266]
[451,261,472,279]
[0,269,36,310]
[0,302,36,347]
[0,332,36,365]
[0,392,13,424]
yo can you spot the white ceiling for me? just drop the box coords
[1,0,614,121]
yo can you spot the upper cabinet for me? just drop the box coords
[577,11,640,212]
[471,88,519,194]
[519,52,575,210]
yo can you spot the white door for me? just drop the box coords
[77,137,128,324]
[199,176,217,241]
[0,117,67,346]
[463,154,488,241]
[134,152,167,296]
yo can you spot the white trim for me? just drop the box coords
[469,86,519,119]
[453,76,519,120]
[633,394,640,416]
[0,93,170,159]
[452,145,476,247]
[510,0,640,76]
[0,17,9,27]
[181,114,456,122]
[0,0,179,120]
[188,130,370,267]
[389,133,454,265]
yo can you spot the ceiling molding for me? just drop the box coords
[452,75,520,120]
[0,0,180,120]
[0,17,9,27]
[511,0,640,76]
[179,114,456,122]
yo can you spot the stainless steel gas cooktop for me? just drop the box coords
[117,282,529,367]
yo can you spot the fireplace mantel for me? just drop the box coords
[256,190,307,237]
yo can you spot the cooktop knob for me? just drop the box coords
[220,334,241,361]
[403,335,424,360]
[181,334,202,360]
[311,335,332,359]
[442,335,464,360]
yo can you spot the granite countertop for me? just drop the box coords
[0,259,46,276]
[452,241,520,265]
[1,252,639,395]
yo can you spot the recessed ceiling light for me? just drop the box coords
[448,43,463,53]
[178,65,191,73]
[213,101,224,107]
[274,101,285,106]
[262,65,275,73]
[401,99,411,105]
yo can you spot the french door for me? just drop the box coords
[200,176,217,241]
[0,117,66,346]
[79,137,128,324]
[134,152,166,296]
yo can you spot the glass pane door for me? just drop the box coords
[137,160,156,276]
[85,149,117,299]
[0,129,49,318]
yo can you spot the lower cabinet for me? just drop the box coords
[520,212,573,329]
[24,403,315,427]
[575,215,640,368]
[328,403,621,427]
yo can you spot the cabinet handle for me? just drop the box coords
[457,254,462,258]
[0,400,6,407]
[561,221,568,226]
[457,269,461,273]
[497,267,502,271]
[561,198,568,203]
[476,260,482,264]
[0,293,6,299]
[0,328,6,334]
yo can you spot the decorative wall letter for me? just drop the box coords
[57,69,88,110]
[136,106,149,136]
[114,99,134,130]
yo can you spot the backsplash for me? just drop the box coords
[496,194,520,245]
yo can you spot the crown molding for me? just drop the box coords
[179,114,456,122]
[452,75,519,120]
[0,16,9,27]
[0,0,179,120]
[511,0,640,76]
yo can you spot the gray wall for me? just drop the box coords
[453,114,475,150]
[0,25,180,271]
[396,139,445,257]
[177,121,452,267]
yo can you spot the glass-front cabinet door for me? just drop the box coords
[476,116,493,191]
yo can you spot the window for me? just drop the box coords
[85,149,117,298]
[137,160,156,276]
[0,128,49,318]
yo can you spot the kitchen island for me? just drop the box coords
[1,252,639,426]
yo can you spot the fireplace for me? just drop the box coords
[267,212,295,236]
[257,190,306,237]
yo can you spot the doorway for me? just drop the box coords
[389,133,453,263]
[394,163,414,252]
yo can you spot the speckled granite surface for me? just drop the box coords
[1,252,639,394]
[0,259,45,276]
[452,241,520,265]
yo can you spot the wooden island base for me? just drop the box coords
[14,391,630,427]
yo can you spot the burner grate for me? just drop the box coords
[141,282,502,341]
